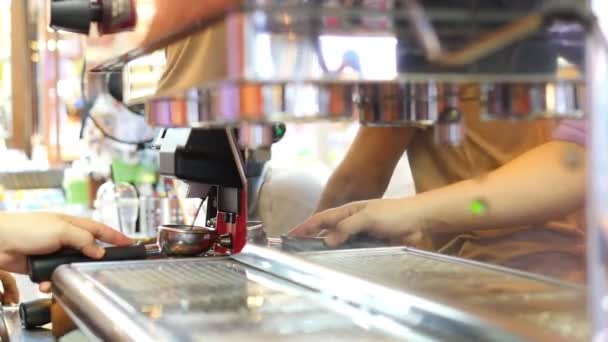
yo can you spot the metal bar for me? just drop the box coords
[435,14,544,66]
[586,1,608,340]
[404,0,445,60]
[405,0,545,67]
[234,245,564,341]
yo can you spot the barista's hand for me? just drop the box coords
[289,199,427,247]
[0,271,19,304]
[0,213,133,274]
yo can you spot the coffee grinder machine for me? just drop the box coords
[154,125,284,254]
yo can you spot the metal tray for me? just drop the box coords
[52,246,588,341]
[52,258,416,341]
[299,247,588,341]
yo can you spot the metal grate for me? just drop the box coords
[74,258,405,341]
[95,261,246,292]
[301,248,588,341]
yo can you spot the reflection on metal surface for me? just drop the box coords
[404,0,548,67]
[300,248,588,341]
[81,3,587,126]
[52,258,411,341]
[146,83,355,127]
[434,98,464,145]
[236,245,559,341]
[247,221,268,245]
[87,1,585,75]
[51,245,588,341]
[482,82,584,120]
[146,80,583,128]
[238,124,275,149]
[62,0,588,132]
[357,83,441,126]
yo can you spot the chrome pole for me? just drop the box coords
[587,1,608,340]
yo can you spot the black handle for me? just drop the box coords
[28,245,148,283]
[49,0,102,34]
[20,298,52,329]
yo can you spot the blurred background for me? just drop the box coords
[0,0,414,232]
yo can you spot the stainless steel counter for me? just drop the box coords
[300,248,588,341]
[236,246,588,341]
[52,257,413,341]
[50,246,588,342]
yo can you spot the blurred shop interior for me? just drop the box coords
[0,0,413,224]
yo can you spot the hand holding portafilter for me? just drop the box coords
[27,225,233,283]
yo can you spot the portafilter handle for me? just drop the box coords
[27,245,149,283]
[20,298,52,329]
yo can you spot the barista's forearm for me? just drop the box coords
[414,141,585,234]
[315,168,390,212]
[149,1,236,40]
[315,127,417,212]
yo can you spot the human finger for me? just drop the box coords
[58,225,105,259]
[0,271,19,304]
[324,211,370,247]
[59,215,132,246]
[38,282,52,293]
[288,203,365,237]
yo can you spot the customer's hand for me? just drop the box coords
[0,271,18,304]
[0,213,132,274]
[289,199,428,247]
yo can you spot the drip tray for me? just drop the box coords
[300,248,589,341]
[52,258,412,341]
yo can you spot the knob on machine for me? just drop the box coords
[49,0,102,34]
[50,0,137,35]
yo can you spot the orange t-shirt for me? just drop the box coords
[407,86,585,283]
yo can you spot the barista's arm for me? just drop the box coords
[403,140,585,234]
[147,1,236,41]
[315,127,417,212]
[291,141,586,246]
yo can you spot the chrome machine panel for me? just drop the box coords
[53,246,587,342]
[52,257,417,341]
[235,245,588,342]
[301,248,588,341]
[79,1,586,126]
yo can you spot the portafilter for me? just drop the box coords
[27,224,232,283]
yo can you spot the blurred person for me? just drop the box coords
[291,121,586,282]
[155,6,584,282]
[256,166,328,237]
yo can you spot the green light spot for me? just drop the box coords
[563,147,581,171]
[450,109,459,119]
[275,126,285,137]
[470,199,488,216]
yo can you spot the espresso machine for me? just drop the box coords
[29,1,601,341]
[153,125,284,253]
